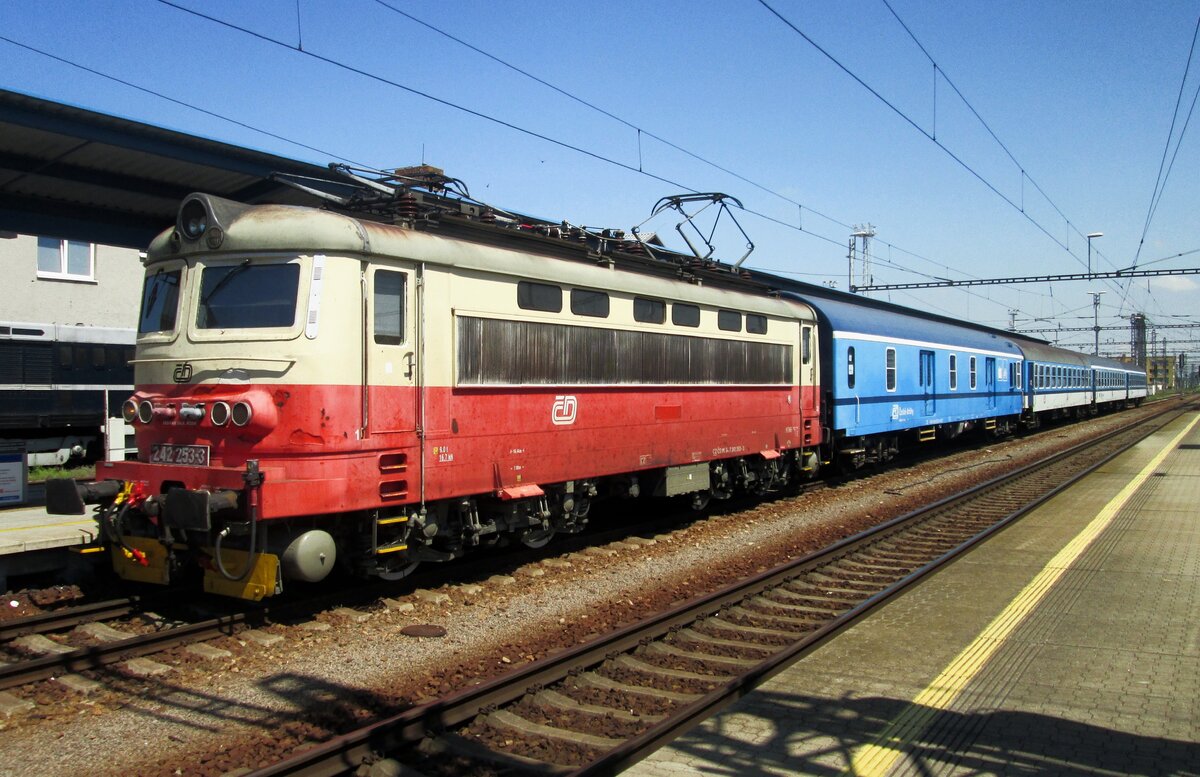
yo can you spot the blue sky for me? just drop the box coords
[2,0,1198,359]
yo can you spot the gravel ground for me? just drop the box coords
[0,402,1177,777]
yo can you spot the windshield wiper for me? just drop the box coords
[198,259,251,327]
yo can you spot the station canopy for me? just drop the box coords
[0,88,349,248]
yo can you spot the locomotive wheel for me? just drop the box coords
[519,527,555,549]
[690,491,712,511]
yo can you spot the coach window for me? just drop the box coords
[746,314,768,334]
[37,237,94,282]
[517,281,562,312]
[949,354,958,390]
[571,288,609,318]
[969,356,977,389]
[801,326,812,364]
[847,346,856,388]
[885,347,897,391]
[672,303,700,327]
[718,310,742,332]
[633,297,665,324]
[373,270,406,345]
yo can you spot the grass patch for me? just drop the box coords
[28,465,95,484]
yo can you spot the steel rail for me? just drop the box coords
[248,401,1190,777]
[0,596,144,641]
[0,611,251,691]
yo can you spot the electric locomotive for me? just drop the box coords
[49,178,824,599]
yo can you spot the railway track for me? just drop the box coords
[0,596,144,642]
[248,402,1191,777]
[0,604,249,692]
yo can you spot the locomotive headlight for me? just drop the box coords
[231,401,254,427]
[179,198,209,240]
[122,399,139,424]
[211,401,232,426]
[137,400,155,424]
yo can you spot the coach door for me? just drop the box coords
[919,350,935,415]
[985,357,997,409]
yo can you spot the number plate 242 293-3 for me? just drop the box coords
[149,444,210,466]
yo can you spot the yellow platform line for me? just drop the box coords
[0,519,94,533]
[848,412,1200,777]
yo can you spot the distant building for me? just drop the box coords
[1145,354,1178,393]
[0,232,141,465]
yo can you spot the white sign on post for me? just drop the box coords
[0,442,28,506]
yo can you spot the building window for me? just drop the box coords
[517,281,562,312]
[570,288,609,318]
[969,356,977,389]
[885,347,897,391]
[949,354,958,390]
[633,297,665,324]
[37,237,94,281]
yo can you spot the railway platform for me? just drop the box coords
[0,503,96,593]
[629,410,1200,776]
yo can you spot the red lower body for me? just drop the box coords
[110,383,822,518]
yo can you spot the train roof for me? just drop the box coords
[1006,335,1144,373]
[779,291,1024,357]
[155,179,1140,374]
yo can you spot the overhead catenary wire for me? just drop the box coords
[760,0,1180,325]
[149,0,1044,317]
[3,3,1155,333]
[1133,14,1200,272]
[366,0,1065,317]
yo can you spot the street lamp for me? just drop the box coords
[1086,232,1103,276]
[1090,291,1105,355]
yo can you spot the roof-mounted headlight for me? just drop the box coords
[179,198,209,240]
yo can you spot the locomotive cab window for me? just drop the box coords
[373,270,407,345]
[801,326,812,364]
[570,288,609,318]
[672,303,700,327]
[885,347,896,391]
[517,281,562,312]
[633,297,665,324]
[196,261,300,330]
[138,268,181,334]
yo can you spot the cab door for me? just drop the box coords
[365,265,420,436]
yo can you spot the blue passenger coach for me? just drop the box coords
[784,293,1024,469]
[1010,338,1147,423]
